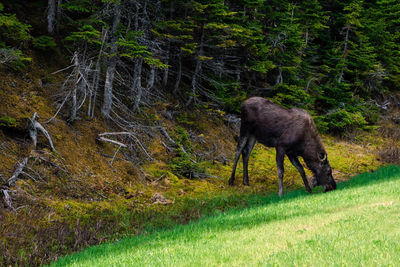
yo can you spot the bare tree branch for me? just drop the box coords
[29,113,55,151]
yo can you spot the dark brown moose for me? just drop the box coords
[229,97,336,196]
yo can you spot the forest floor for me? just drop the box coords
[0,67,399,265]
[51,165,400,266]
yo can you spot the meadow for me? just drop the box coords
[51,165,400,266]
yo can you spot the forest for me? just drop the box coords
[1,0,399,131]
[0,0,400,265]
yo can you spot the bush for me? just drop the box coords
[0,116,17,127]
[168,127,206,179]
[0,4,31,69]
[208,77,246,114]
[0,4,30,44]
[170,126,192,151]
[169,149,206,179]
[0,48,31,68]
[33,36,56,50]
[316,108,368,135]
[272,84,311,108]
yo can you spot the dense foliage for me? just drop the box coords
[1,0,400,132]
[0,2,31,69]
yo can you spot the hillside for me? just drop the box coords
[52,165,400,266]
[1,0,400,266]
[0,64,394,265]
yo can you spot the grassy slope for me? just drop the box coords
[52,165,400,266]
[0,68,390,265]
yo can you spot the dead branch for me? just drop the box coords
[110,146,122,166]
[29,112,55,151]
[7,157,28,187]
[47,64,75,76]
[2,189,16,211]
[97,136,127,147]
[98,132,152,160]
[45,90,71,124]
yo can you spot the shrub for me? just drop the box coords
[0,3,30,44]
[169,149,206,179]
[0,4,31,69]
[272,84,311,108]
[316,108,368,135]
[208,77,246,114]
[0,116,17,127]
[33,36,56,50]
[170,126,192,151]
[0,48,31,69]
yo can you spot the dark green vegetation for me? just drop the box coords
[1,0,400,266]
[1,0,400,132]
[52,165,400,266]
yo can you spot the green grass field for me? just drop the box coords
[51,165,400,266]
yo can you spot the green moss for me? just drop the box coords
[176,112,197,126]
[144,161,168,178]
[0,115,17,127]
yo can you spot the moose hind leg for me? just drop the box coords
[242,135,256,185]
[229,134,248,186]
[276,147,286,196]
[288,156,312,193]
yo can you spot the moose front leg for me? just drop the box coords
[276,147,286,196]
[229,135,248,186]
[288,155,312,193]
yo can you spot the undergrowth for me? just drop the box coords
[0,70,393,266]
[0,102,385,266]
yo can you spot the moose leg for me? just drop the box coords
[242,135,256,186]
[276,147,286,196]
[229,134,248,186]
[288,155,312,193]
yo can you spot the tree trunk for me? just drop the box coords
[236,61,241,82]
[102,63,115,117]
[131,58,143,112]
[173,51,182,95]
[132,58,143,112]
[134,0,139,30]
[148,66,155,90]
[338,26,350,84]
[70,52,79,122]
[163,43,170,87]
[47,0,56,34]
[56,0,62,33]
[186,25,204,107]
[101,4,121,117]
[276,65,283,85]
[90,28,107,118]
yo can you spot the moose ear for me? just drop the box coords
[318,152,327,162]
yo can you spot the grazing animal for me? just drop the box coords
[229,97,336,196]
